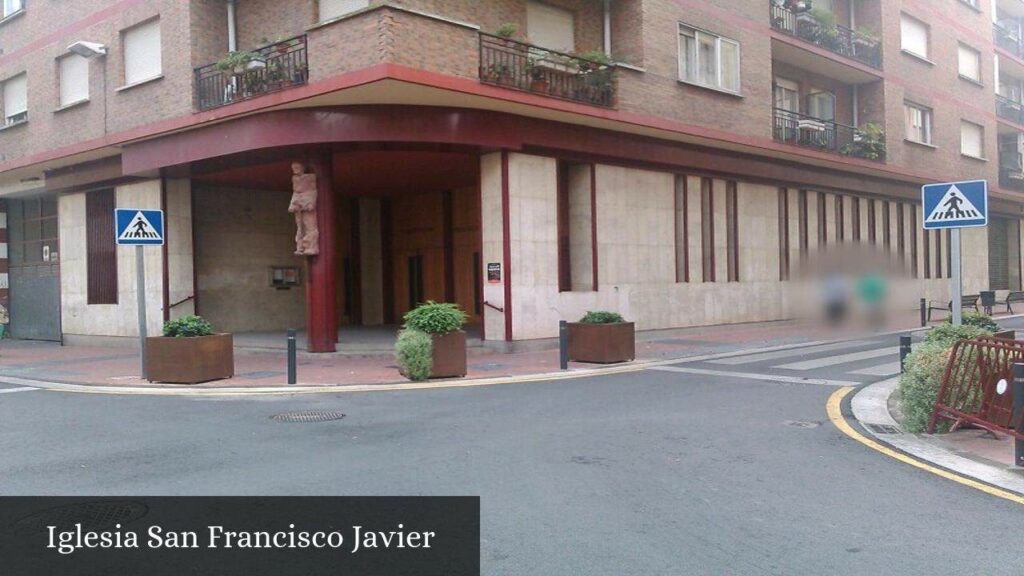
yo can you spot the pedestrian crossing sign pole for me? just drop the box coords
[921,180,987,326]
[115,209,165,378]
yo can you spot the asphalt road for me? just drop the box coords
[1,346,1022,574]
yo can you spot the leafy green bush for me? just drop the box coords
[946,312,999,333]
[395,329,432,381]
[495,22,518,38]
[403,301,467,335]
[922,323,992,348]
[897,342,954,433]
[579,311,626,324]
[162,315,214,338]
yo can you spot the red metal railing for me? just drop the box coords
[928,338,1024,437]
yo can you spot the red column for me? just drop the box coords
[306,151,337,352]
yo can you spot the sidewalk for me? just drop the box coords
[0,311,944,389]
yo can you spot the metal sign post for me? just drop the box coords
[921,180,987,327]
[115,208,165,380]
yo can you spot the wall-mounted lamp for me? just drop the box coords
[67,41,107,58]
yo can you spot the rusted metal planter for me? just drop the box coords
[145,333,234,384]
[430,331,467,378]
[567,322,635,364]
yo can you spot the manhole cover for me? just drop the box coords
[14,501,148,531]
[865,423,901,435]
[271,410,346,423]
[784,420,822,429]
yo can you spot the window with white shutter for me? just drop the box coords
[900,14,929,59]
[2,0,23,18]
[59,54,89,107]
[960,120,984,158]
[318,0,368,21]
[123,19,162,86]
[2,74,27,125]
[527,1,575,52]
[958,43,981,82]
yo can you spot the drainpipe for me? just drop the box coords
[226,0,237,52]
[603,0,611,55]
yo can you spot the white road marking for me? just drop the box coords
[850,361,902,376]
[648,365,857,387]
[0,386,38,394]
[708,340,877,366]
[774,347,895,371]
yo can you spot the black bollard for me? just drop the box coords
[899,335,912,373]
[919,298,927,327]
[559,320,568,370]
[287,329,297,385]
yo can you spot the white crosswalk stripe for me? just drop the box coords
[773,347,895,371]
[0,386,38,394]
[708,340,877,366]
[850,361,902,377]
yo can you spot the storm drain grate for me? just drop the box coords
[14,501,148,531]
[784,420,822,429]
[271,410,346,423]
[865,423,901,435]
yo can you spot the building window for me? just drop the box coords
[528,1,575,52]
[726,181,739,282]
[959,0,979,8]
[122,19,161,86]
[679,24,740,93]
[700,178,715,282]
[86,189,118,305]
[850,197,861,242]
[958,43,981,83]
[1,73,27,126]
[58,53,89,107]
[817,192,827,246]
[675,176,689,283]
[960,120,985,158]
[900,14,929,60]
[2,0,22,18]
[797,190,808,256]
[318,0,368,21]
[774,78,799,112]
[9,198,58,266]
[778,188,789,281]
[904,102,932,145]
[407,255,424,309]
[807,90,835,121]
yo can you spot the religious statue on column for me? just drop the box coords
[289,161,320,256]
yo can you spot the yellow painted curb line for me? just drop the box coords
[827,386,1024,506]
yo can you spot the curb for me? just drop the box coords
[844,378,1024,499]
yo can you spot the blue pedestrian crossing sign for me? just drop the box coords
[115,209,164,245]
[921,180,987,229]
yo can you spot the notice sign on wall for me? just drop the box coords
[487,263,501,284]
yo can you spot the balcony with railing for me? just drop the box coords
[769,2,882,69]
[995,21,1024,58]
[194,35,308,112]
[997,93,1024,125]
[772,108,885,161]
[478,33,615,108]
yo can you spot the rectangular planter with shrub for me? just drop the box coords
[395,301,468,380]
[145,315,234,384]
[568,311,635,364]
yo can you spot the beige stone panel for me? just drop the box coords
[165,178,194,320]
[508,153,559,341]
[738,182,779,283]
[60,180,166,340]
[479,152,506,342]
[713,179,728,283]
[359,198,384,326]
[568,164,595,291]
[806,190,819,257]
[788,189,801,276]
[961,226,990,295]
[825,193,838,246]
[858,198,870,243]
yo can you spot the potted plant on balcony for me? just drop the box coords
[526,58,550,93]
[215,50,263,76]
[567,311,635,364]
[144,315,234,384]
[840,122,886,161]
[396,301,469,380]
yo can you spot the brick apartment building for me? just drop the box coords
[0,0,1022,351]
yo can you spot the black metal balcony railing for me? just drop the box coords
[997,94,1024,125]
[194,35,308,111]
[1001,164,1024,190]
[478,33,615,107]
[994,22,1023,58]
[772,108,884,161]
[769,2,882,69]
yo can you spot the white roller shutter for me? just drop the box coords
[59,54,89,106]
[3,74,27,121]
[527,1,575,52]
[123,19,162,85]
[960,121,984,158]
[958,44,980,81]
[900,14,928,58]
[319,0,368,21]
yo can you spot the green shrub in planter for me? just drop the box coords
[162,315,214,338]
[403,301,467,335]
[394,329,433,381]
[922,323,992,348]
[945,312,999,333]
[579,311,625,324]
[897,342,954,433]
